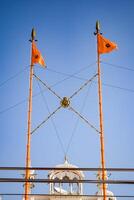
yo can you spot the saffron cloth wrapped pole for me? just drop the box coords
[95,21,117,200]
[24,28,46,200]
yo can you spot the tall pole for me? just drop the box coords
[96,21,107,200]
[24,28,35,200]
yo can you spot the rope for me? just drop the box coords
[69,73,98,99]
[31,106,62,135]
[65,83,93,155]
[33,73,62,100]
[35,80,66,155]
[69,106,100,134]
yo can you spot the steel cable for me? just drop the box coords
[35,80,66,155]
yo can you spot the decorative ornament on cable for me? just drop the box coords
[60,97,70,108]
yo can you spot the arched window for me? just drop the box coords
[54,177,60,188]
[62,176,70,192]
[72,177,79,194]
[63,176,69,181]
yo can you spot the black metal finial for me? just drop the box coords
[94,20,101,35]
[29,28,37,42]
[31,28,36,41]
[96,20,100,33]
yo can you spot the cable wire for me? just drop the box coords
[1,60,133,90]
[33,73,62,100]
[101,61,134,72]
[69,73,98,99]
[35,80,66,155]
[69,106,100,134]
[31,105,62,135]
[0,65,29,88]
[65,82,93,155]
[32,72,99,135]
[1,63,134,115]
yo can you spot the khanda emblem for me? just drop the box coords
[105,43,111,48]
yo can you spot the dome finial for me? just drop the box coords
[64,155,69,164]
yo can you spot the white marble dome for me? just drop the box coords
[48,158,84,195]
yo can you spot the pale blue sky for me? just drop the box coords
[0,0,134,199]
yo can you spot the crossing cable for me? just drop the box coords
[69,106,100,134]
[46,66,134,94]
[35,80,66,155]
[34,72,98,101]
[69,73,98,99]
[1,76,134,116]
[31,105,62,135]
[1,60,133,90]
[32,73,99,135]
[33,73,62,100]
[0,63,96,114]
[65,82,94,155]
[1,62,134,115]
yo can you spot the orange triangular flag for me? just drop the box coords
[32,41,46,67]
[98,33,117,54]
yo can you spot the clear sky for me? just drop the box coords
[0,0,134,199]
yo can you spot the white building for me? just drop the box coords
[23,158,116,200]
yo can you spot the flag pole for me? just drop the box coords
[95,21,107,200]
[24,28,35,200]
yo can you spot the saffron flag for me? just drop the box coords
[32,41,46,67]
[98,33,117,54]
